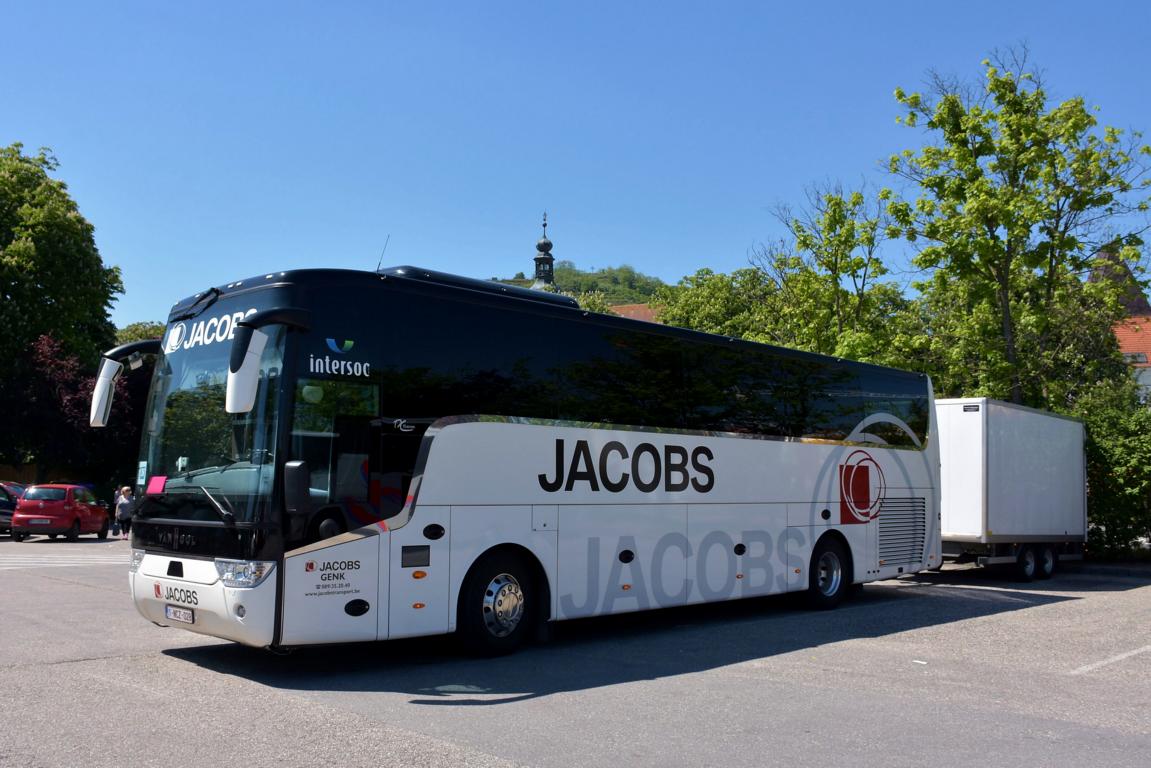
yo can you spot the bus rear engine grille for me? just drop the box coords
[878,497,927,566]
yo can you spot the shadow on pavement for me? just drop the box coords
[165,577,1082,704]
[907,562,1151,593]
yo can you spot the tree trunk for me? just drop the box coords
[997,279,1023,404]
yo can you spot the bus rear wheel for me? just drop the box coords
[458,551,535,656]
[807,537,850,610]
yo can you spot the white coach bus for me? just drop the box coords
[91,266,940,653]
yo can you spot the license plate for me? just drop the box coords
[30,519,50,525]
[165,605,194,624]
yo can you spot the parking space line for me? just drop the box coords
[1070,645,1151,675]
[0,553,128,571]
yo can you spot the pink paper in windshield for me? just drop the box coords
[145,476,167,495]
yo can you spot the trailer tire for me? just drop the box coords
[1014,545,1036,582]
[1036,545,1056,580]
[807,536,850,609]
[457,550,536,656]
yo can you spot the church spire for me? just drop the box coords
[532,211,555,288]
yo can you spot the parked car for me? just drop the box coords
[1,481,26,499]
[0,485,17,535]
[11,484,110,541]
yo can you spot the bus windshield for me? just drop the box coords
[136,323,286,525]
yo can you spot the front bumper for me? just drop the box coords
[131,552,278,647]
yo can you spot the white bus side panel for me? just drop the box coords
[686,503,790,603]
[557,504,687,620]
[281,531,382,645]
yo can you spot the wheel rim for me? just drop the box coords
[1041,548,1055,574]
[1022,549,1035,575]
[481,572,524,638]
[816,551,843,597]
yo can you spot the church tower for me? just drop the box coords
[531,212,555,289]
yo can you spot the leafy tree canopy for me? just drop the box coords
[0,143,123,366]
[887,50,1151,405]
[116,321,166,345]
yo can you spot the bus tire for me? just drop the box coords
[458,551,534,656]
[807,536,850,610]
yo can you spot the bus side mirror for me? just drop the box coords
[89,357,124,427]
[283,460,311,518]
[225,327,269,414]
[225,307,311,414]
[90,339,161,428]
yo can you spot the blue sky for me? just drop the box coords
[4,1,1150,327]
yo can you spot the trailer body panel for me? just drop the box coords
[936,398,1086,546]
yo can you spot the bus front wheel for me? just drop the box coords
[458,551,535,656]
[807,537,850,610]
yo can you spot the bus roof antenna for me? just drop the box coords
[375,234,391,272]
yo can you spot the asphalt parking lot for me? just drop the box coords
[1,537,1148,767]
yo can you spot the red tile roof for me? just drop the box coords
[612,303,659,323]
[1114,316,1151,366]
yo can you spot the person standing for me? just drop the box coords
[116,486,134,540]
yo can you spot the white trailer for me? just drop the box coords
[935,398,1086,580]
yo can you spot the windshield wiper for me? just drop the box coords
[198,486,236,527]
[174,457,239,480]
[171,287,221,321]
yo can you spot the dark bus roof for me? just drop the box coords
[167,265,928,382]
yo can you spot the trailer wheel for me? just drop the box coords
[807,536,850,609]
[1014,545,1036,582]
[1036,545,1056,580]
[457,551,536,656]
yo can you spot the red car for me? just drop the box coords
[12,484,110,541]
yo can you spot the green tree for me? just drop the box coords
[1072,377,1151,553]
[116,321,166,345]
[552,261,664,304]
[888,51,1151,405]
[653,267,775,340]
[656,187,909,364]
[0,144,124,466]
[767,185,892,341]
[0,144,123,365]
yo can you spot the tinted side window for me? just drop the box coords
[380,294,558,421]
[550,321,684,427]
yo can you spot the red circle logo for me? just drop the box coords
[840,450,886,523]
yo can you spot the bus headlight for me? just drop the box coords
[214,559,276,588]
[129,549,146,573]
